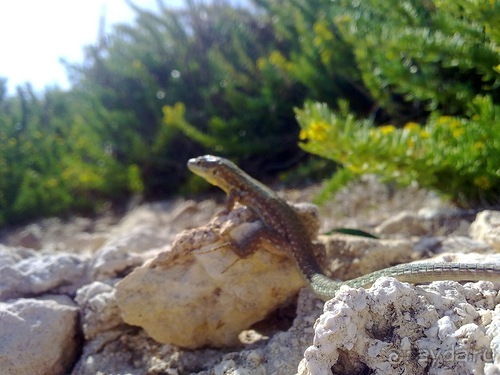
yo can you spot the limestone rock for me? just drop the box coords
[0,249,88,300]
[89,225,168,281]
[194,289,324,375]
[250,288,323,375]
[322,234,417,281]
[376,211,428,236]
[0,244,37,266]
[0,295,80,375]
[417,206,475,236]
[0,216,115,254]
[375,208,476,237]
[74,289,322,375]
[439,236,492,253]
[74,281,123,340]
[116,206,308,348]
[470,210,500,251]
[300,277,500,375]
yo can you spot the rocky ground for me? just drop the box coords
[0,178,499,375]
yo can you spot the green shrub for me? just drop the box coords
[296,96,499,206]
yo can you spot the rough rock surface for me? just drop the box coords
[321,235,417,281]
[0,295,80,375]
[115,205,309,348]
[470,210,500,251]
[300,274,500,375]
[0,251,88,300]
[74,281,124,340]
[0,180,498,374]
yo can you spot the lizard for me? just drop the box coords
[187,154,500,301]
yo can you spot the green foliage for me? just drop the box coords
[257,0,499,122]
[3,0,499,224]
[276,0,500,206]
[296,96,500,206]
[253,0,373,113]
[0,83,138,225]
[331,0,499,118]
[67,0,307,195]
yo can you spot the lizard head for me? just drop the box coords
[187,155,240,194]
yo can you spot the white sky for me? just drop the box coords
[0,0,181,95]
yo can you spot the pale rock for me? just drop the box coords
[418,206,464,221]
[116,206,309,348]
[256,288,323,374]
[1,193,499,374]
[0,244,37,266]
[485,365,500,374]
[74,281,123,340]
[10,225,43,249]
[439,236,492,253]
[470,211,500,251]
[74,288,321,375]
[0,295,79,375]
[300,278,500,375]
[88,201,219,281]
[423,252,500,265]
[0,216,114,253]
[69,232,109,254]
[376,208,476,237]
[210,353,267,375]
[417,207,475,236]
[201,289,323,375]
[487,305,500,362]
[322,234,417,281]
[0,250,88,300]
[413,236,493,255]
[89,225,169,280]
[89,202,201,281]
[376,211,428,236]
[71,328,226,375]
[111,199,218,236]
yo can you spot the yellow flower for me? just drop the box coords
[313,21,334,42]
[419,130,430,138]
[299,129,309,141]
[300,121,329,142]
[404,122,420,131]
[163,103,185,124]
[264,51,293,74]
[437,115,462,129]
[346,164,363,174]
[379,125,396,135]
[269,51,287,69]
[438,116,464,137]
[452,128,465,138]
[473,176,492,189]
[307,120,329,142]
[437,116,453,125]
[256,57,266,71]
[448,119,462,130]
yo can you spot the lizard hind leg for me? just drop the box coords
[226,221,291,258]
[194,221,292,275]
